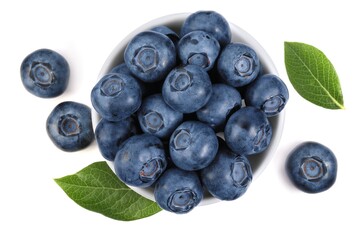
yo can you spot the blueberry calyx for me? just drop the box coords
[253,124,271,152]
[231,157,252,188]
[100,76,125,97]
[301,157,327,181]
[170,71,192,91]
[139,158,163,183]
[143,111,164,133]
[133,46,158,73]
[30,62,54,87]
[235,55,255,77]
[187,52,209,69]
[168,188,197,213]
[261,95,286,115]
[173,129,191,150]
[58,114,81,137]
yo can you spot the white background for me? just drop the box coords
[1,0,359,239]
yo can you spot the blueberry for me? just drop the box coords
[180,10,231,47]
[91,72,142,122]
[245,74,289,117]
[286,142,337,193]
[201,139,252,200]
[124,31,176,83]
[224,106,272,155]
[154,168,203,214]
[196,83,242,131]
[95,117,139,161]
[20,48,70,98]
[114,134,167,188]
[169,121,218,171]
[151,25,180,47]
[162,64,212,113]
[177,30,220,71]
[217,43,261,87]
[46,101,94,152]
[137,94,183,139]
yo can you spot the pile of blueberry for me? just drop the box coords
[90,10,289,214]
[20,10,337,215]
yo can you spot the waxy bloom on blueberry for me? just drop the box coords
[46,101,94,152]
[201,139,252,200]
[217,43,261,87]
[91,72,142,122]
[225,106,272,155]
[245,74,289,117]
[114,134,167,188]
[154,168,203,214]
[286,142,337,193]
[20,48,70,98]
[124,31,176,83]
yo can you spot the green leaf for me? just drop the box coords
[54,161,162,221]
[284,42,344,109]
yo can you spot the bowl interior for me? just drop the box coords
[97,13,285,205]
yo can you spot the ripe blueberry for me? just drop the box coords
[124,31,176,83]
[224,106,272,155]
[201,139,252,200]
[114,134,167,188]
[245,74,289,117]
[162,64,212,113]
[46,101,94,152]
[91,72,142,122]
[169,121,218,171]
[154,168,203,214]
[286,142,337,193]
[20,48,70,98]
[180,10,231,47]
[217,43,261,87]
[137,94,183,139]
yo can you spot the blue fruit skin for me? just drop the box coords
[224,106,272,155]
[124,31,176,83]
[20,48,70,98]
[151,26,179,47]
[91,72,142,122]
[196,83,242,132]
[95,117,139,161]
[245,74,289,117]
[114,134,167,188]
[162,64,212,113]
[217,43,261,87]
[180,10,231,47]
[137,94,183,139]
[110,63,163,98]
[46,101,94,152]
[154,168,203,214]
[286,141,337,193]
[177,30,220,71]
[169,121,218,171]
[201,139,252,200]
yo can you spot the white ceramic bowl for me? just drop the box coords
[97,13,285,205]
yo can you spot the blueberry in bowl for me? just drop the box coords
[114,134,168,188]
[244,74,289,117]
[124,31,177,83]
[91,72,142,122]
[96,12,285,206]
[162,64,212,113]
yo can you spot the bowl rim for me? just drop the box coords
[96,12,285,206]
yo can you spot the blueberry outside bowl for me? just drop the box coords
[96,13,285,205]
